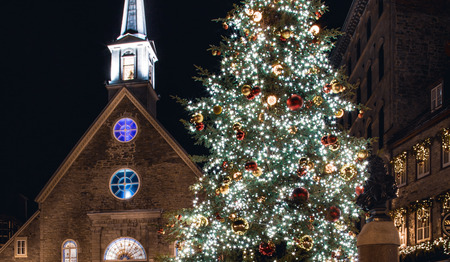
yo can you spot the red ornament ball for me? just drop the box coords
[355,186,364,196]
[195,122,205,131]
[245,161,258,171]
[287,94,304,111]
[326,206,341,222]
[251,86,261,96]
[246,93,256,100]
[321,136,329,145]
[291,187,309,203]
[259,241,276,256]
[236,130,245,140]
[327,135,337,145]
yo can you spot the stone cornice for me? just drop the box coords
[331,0,369,67]
[87,209,162,221]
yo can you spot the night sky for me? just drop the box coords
[0,0,352,217]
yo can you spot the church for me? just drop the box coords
[0,0,199,260]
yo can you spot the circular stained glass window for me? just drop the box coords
[110,169,140,200]
[113,118,138,142]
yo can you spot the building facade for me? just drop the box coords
[332,0,450,260]
[0,0,199,261]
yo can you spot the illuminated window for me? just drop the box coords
[104,237,146,260]
[431,83,443,112]
[417,152,430,178]
[414,140,431,179]
[444,143,450,168]
[113,118,138,142]
[394,211,407,247]
[394,152,407,187]
[416,207,431,243]
[110,169,140,200]
[14,237,27,257]
[62,240,77,262]
[122,54,135,81]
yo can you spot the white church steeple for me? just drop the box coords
[120,0,147,38]
[107,0,158,116]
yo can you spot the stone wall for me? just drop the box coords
[0,213,40,262]
[39,96,197,261]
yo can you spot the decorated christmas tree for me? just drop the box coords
[168,0,372,261]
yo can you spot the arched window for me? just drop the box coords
[122,52,135,81]
[62,240,77,262]
[104,237,146,261]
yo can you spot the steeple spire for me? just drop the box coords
[107,0,158,116]
[120,0,147,39]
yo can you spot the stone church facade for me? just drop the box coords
[0,0,199,261]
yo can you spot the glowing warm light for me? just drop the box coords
[272,64,283,75]
[253,11,262,22]
[267,95,277,106]
[309,25,320,35]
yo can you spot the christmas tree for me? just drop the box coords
[168,0,371,261]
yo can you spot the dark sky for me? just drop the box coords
[0,0,352,216]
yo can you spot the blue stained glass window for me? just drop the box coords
[114,118,138,142]
[110,169,140,200]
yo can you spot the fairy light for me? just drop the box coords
[172,0,370,260]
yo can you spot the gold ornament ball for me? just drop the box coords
[357,150,369,160]
[313,96,324,106]
[331,83,345,93]
[229,213,237,220]
[329,141,341,151]
[281,30,292,39]
[232,171,243,181]
[231,217,250,235]
[296,235,314,251]
[241,84,252,96]
[213,105,223,115]
[340,164,357,181]
[253,167,263,177]
[272,64,283,76]
[220,185,230,195]
[193,215,209,228]
[335,109,345,118]
[222,176,232,185]
[233,123,242,131]
[190,113,204,123]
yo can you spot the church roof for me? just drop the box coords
[35,88,202,203]
[0,211,40,254]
